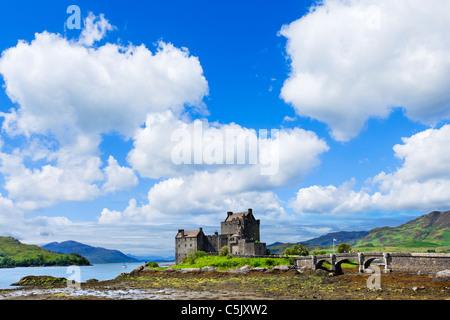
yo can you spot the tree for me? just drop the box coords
[292,244,309,256]
[182,250,207,265]
[219,246,229,257]
[284,244,309,256]
[146,261,159,268]
[337,243,352,253]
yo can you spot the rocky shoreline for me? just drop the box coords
[1,265,449,300]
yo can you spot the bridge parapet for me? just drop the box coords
[294,252,450,274]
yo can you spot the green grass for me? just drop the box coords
[173,252,292,270]
[320,260,358,269]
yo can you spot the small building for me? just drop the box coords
[175,208,266,264]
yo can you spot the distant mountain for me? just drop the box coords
[0,236,90,267]
[357,210,450,247]
[267,231,369,254]
[267,242,283,247]
[267,210,450,254]
[42,240,139,264]
[126,254,174,262]
[302,231,369,246]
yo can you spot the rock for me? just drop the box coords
[201,266,217,272]
[132,265,144,273]
[141,267,158,273]
[274,265,292,271]
[264,268,279,274]
[86,278,99,284]
[250,267,266,272]
[297,267,306,273]
[162,267,176,273]
[412,286,425,292]
[11,275,67,287]
[434,269,450,281]
[179,268,201,273]
[237,265,252,273]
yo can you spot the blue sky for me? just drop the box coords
[0,0,449,256]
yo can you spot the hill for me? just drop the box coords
[42,240,139,264]
[0,236,90,267]
[126,254,174,262]
[356,210,450,248]
[302,231,369,246]
[267,231,369,255]
[267,210,450,254]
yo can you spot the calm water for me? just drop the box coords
[0,261,174,289]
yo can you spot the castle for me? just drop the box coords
[175,208,266,264]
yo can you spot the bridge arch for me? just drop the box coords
[363,257,383,269]
[335,258,358,274]
[315,258,332,272]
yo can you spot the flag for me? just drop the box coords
[333,238,337,242]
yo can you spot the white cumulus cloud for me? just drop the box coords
[128,111,329,188]
[0,13,209,210]
[102,156,138,193]
[280,0,450,141]
[290,125,450,214]
[0,26,208,138]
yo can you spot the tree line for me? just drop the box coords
[0,253,90,267]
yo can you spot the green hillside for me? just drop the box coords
[356,211,450,248]
[267,242,298,255]
[267,231,369,255]
[302,231,369,246]
[268,211,449,254]
[0,236,90,267]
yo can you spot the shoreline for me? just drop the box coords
[1,265,449,300]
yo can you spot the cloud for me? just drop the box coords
[102,108,329,225]
[99,117,329,226]
[0,193,24,226]
[0,26,208,139]
[102,156,138,193]
[78,13,115,46]
[280,0,450,141]
[290,179,375,215]
[98,172,287,226]
[0,13,209,210]
[0,134,104,210]
[371,124,450,211]
[290,125,450,214]
[128,111,329,187]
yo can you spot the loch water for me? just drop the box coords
[0,261,174,289]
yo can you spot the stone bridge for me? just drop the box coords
[294,252,450,274]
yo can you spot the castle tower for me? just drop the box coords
[220,208,260,241]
